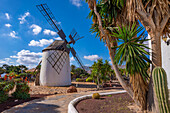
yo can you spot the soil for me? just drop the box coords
[76,93,135,113]
[0,81,124,112]
[0,94,52,112]
[28,81,123,95]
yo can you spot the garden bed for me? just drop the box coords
[75,93,135,113]
[0,94,52,112]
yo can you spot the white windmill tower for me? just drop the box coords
[36,4,85,86]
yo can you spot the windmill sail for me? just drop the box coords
[71,48,85,70]
[37,3,85,76]
[36,4,66,40]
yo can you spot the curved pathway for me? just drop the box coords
[3,89,123,113]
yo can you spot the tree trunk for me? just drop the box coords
[97,76,100,89]
[109,49,134,98]
[147,31,162,113]
[92,1,134,99]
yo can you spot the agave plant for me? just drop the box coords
[111,22,151,109]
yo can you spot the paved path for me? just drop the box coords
[3,89,122,113]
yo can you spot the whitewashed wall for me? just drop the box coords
[161,40,170,89]
[148,35,170,89]
[40,50,71,86]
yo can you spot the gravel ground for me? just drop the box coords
[28,82,97,95]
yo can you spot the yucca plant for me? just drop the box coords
[111,22,151,110]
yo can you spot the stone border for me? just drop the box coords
[68,90,126,113]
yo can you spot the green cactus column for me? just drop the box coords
[152,67,170,113]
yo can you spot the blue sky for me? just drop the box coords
[0,0,111,68]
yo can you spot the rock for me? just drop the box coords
[67,86,77,93]
[92,93,100,99]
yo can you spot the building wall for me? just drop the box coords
[148,35,170,89]
[161,40,170,89]
[40,50,71,86]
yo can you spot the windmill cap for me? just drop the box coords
[42,40,65,52]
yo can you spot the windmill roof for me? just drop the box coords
[43,40,65,52]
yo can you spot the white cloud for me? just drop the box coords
[85,64,91,66]
[5,13,10,20]
[70,0,82,7]
[10,50,42,67]
[5,23,12,28]
[70,56,75,62]
[54,37,62,40]
[0,58,13,66]
[30,24,42,35]
[43,29,57,36]
[18,12,30,24]
[9,31,19,38]
[84,55,100,61]
[28,39,54,47]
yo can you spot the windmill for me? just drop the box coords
[36,4,85,86]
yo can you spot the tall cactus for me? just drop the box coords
[152,67,170,113]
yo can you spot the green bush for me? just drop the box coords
[0,81,7,91]
[76,78,84,82]
[12,82,30,99]
[12,91,30,100]
[3,83,14,92]
[14,78,22,83]
[18,73,27,78]
[86,76,93,82]
[0,91,8,103]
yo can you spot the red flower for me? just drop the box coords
[9,76,12,80]
[0,75,1,78]
[28,81,29,83]
[5,75,7,78]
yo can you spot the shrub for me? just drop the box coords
[80,74,86,78]
[92,93,100,99]
[0,91,8,103]
[14,78,23,83]
[0,81,7,91]
[12,82,30,99]
[18,73,27,78]
[12,91,30,100]
[86,76,93,82]
[3,83,14,92]
[76,78,84,82]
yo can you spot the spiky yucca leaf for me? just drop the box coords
[112,23,151,80]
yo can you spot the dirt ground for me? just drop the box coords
[76,93,135,113]
[28,82,97,95]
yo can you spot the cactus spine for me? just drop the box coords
[152,67,170,113]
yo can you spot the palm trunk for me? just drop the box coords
[147,31,162,113]
[92,1,134,99]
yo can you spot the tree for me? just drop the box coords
[85,0,169,112]
[91,59,108,89]
[102,60,111,84]
[0,67,5,74]
[86,0,134,101]
[112,23,151,109]
[71,65,76,73]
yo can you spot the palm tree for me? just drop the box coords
[112,23,151,110]
[86,0,169,112]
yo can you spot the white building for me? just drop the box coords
[148,35,170,89]
[40,40,71,86]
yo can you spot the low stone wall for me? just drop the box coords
[68,90,126,113]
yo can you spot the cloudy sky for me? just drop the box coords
[0,0,111,69]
